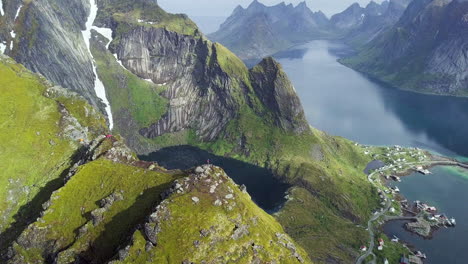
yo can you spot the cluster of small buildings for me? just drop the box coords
[414,201,456,227]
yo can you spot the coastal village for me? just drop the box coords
[355,144,459,264]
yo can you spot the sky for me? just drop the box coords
[158,0,383,18]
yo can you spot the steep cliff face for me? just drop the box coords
[209,0,333,60]
[342,0,468,96]
[250,57,309,133]
[115,27,241,141]
[0,0,101,108]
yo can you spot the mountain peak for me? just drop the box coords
[233,4,244,13]
[250,57,309,134]
[248,0,265,9]
[297,1,308,8]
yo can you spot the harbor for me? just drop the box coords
[383,166,468,264]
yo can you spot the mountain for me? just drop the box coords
[0,0,103,111]
[209,0,333,60]
[341,0,468,96]
[0,0,383,263]
[330,2,388,31]
[336,0,413,46]
[0,56,310,263]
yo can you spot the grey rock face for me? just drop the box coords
[0,0,101,109]
[250,57,309,134]
[113,27,241,141]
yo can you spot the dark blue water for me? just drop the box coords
[139,146,290,213]
[275,40,468,263]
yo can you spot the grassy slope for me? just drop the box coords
[12,158,183,263]
[0,56,107,237]
[113,166,312,264]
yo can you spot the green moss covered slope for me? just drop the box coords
[0,55,108,245]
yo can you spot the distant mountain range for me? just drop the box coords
[209,0,333,60]
[210,0,412,60]
[211,0,467,97]
[342,0,468,96]
[331,0,412,46]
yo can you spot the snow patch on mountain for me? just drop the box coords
[82,0,114,129]
[0,0,4,16]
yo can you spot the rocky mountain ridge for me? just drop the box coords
[342,0,468,96]
[332,0,413,46]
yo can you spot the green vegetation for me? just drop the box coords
[112,166,312,263]
[97,0,199,38]
[189,108,380,263]
[0,57,102,233]
[11,158,183,263]
[374,232,410,264]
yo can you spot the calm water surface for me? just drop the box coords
[276,40,468,263]
[276,40,468,159]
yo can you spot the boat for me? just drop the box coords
[450,218,456,226]
[415,251,427,259]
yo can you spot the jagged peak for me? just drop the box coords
[349,2,363,9]
[250,57,309,134]
[296,1,308,8]
[366,0,380,8]
[248,0,266,9]
[233,4,245,13]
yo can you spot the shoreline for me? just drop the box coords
[356,151,467,264]
[379,156,466,256]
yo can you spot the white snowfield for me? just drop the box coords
[0,0,4,16]
[82,0,114,129]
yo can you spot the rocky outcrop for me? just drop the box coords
[209,0,333,60]
[342,0,468,96]
[114,165,311,263]
[0,0,101,109]
[250,57,309,133]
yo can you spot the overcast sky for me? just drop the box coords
[158,0,382,18]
